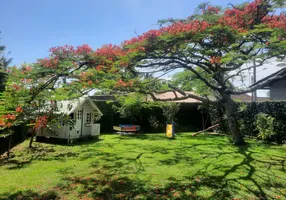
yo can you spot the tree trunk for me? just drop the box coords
[221,93,245,145]
[29,130,35,148]
[7,134,12,157]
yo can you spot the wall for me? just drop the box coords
[270,79,286,100]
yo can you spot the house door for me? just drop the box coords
[75,108,83,136]
[82,108,92,136]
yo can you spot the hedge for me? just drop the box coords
[208,101,286,144]
[95,102,210,133]
[0,125,28,155]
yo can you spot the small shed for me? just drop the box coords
[36,96,103,142]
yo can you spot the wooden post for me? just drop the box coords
[192,124,220,136]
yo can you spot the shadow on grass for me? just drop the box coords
[0,190,58,200]
[184,144,286,199]
[35,137,104,146]
[0,137,106,170]
[56,171,228,200]
[0,146,79,170]
[1,134,286,199]
[85,140,286,199]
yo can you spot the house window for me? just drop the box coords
[69,113,74,120]
[86,113,92,123]
[77,110,82,119]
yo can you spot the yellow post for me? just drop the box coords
[166,124,174,138]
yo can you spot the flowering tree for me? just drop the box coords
[1,0,285,146]
[0,44,136,147]
[115,0,286,145]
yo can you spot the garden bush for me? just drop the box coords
[255,113,276,142]
[208,101,286,144]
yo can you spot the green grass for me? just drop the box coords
[0,133,286,200]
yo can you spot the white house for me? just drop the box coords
[36,96,103,142]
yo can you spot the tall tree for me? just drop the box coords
[0,44,134,138]
[115,0,286,145]
[0,35,12,92]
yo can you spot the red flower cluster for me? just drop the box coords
[34,115,48,130]
[12,84,21,90]
[21,66,32,74]
[123,29,161,46]
[162,20,210,35]
[0,114,17,128]
[94,44,123,61]
[38,57,59,68]
[95,65,104,71]
[16,106,23,113]
[262,14,286,29]
[210,56,222,64]
[40,44,93,69]
[115,79,133,87]
[0,119,5,127]
[123,20,209,46]
[4,114,16,120]
[49,45,75,55]
[87,80,93,86]
[80,71,94,81]
[220,0,266,31]
[207,6,220,14]
[75,44,93,55]
[49,44,93,56]
[43,19,210,71]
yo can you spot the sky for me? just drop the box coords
[1,0,283,96]
[2,0,244,65]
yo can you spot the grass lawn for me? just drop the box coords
[0,133,286,200]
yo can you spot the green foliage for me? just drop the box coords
[0,39,12,93]
[256,113,276,141]
[206,102,230,133]
[272,0,286,7]
[209,101,286,144]
[112,93,161,123]
[0,43,12,70]
[171,69,212,97]
[161,102,180,124]
[112,93,144,122]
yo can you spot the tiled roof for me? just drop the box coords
[91,92,269,104]
[148,91,201,103]
[40,96,103,115]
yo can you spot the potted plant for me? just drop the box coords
[161,102,180,138]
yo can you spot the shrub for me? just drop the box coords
[161,102,180,124]
[208,101,286,144]
[255,113,276,142]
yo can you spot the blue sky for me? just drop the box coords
[2,0,244,66]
